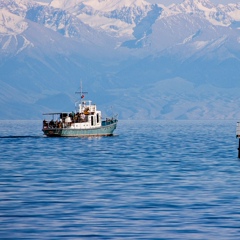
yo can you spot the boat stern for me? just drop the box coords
[42,128,62,137]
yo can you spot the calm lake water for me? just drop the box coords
[0,120,240,239]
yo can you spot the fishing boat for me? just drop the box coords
[42,86,118,137]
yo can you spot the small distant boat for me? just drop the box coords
[42,85,118,137]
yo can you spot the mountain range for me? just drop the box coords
[0,0,240,120]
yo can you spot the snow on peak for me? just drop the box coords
[83,0,150,10]
[0,9,28,34]
[170,0,234,26]
[173,0,215,13]
[50,0,152,37]
[50,0,83,10]
[50,0,150,11]
[219,3,240,22]
[0,0,35,9]
[0,0,36,18]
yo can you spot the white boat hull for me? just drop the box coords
[42,120,117,137]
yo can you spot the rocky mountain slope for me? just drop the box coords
[0,0,240,120]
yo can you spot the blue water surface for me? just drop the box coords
[0,120,240,239]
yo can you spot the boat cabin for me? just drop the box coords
[43,100,102,130]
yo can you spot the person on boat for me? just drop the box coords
[49,120,54,128]
[80,113,85,120]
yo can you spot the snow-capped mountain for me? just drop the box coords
[0,0,35,18]
[0,0,119,58]
[0,9,28,35]
[1,0,115,41]
[1,0,240,120]
[50,0,159,38]
[2,0,239,51]
[169,0,240,27]
[48,0,240,38]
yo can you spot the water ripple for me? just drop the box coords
[0,120,240,239]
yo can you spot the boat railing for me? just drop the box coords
[43,114,89,129]
[43,120,62,129]
[102,117,118,126]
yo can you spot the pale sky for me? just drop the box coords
[37,0,240,4]
[150,0,239,4]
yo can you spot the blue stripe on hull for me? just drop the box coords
[43,122,117,137]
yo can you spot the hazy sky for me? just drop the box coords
[38,0,240,4]
[150,0,239,4]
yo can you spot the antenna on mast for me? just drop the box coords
[75,81,88,99]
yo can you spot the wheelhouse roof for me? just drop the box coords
[42,112,70,115]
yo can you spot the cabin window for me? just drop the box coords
[91,116,94,126]
[97,114,99,123]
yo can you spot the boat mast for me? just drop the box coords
[75,81,88,99]
[75,81,88,112]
